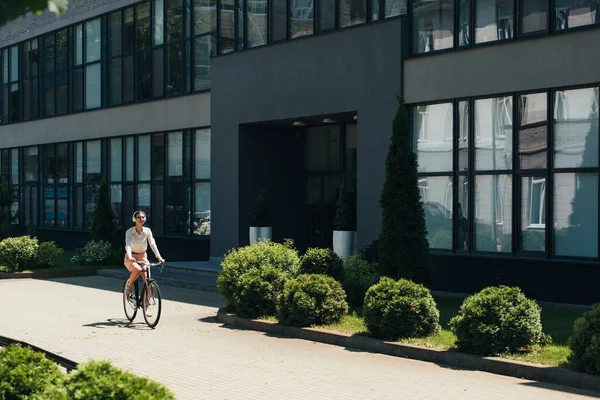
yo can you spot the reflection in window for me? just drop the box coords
[521,0,547,34]
[554,87,599,169]
[111,184,123,227]
[554,173,598,257]
[137,183,152,226]
[168,132,183,177]
[24,147,38,182]
[475,0,513,43]
[457,175,469,251]
[385,0,406,18]
[413,103,453,173]
[194,0,216,34]
[86,19,102,63]
[270,0,287,40]
[85,63,101,109]
[522,176,545,251]
[247,0,268,47]
[475,174,512,252]
[195,129,211,179]
[475,96,513,171]
[290,0,314,38]
[458,101,469,172]
[458,0,470,46]
[194,35,216,91]
[138,135,151,181]
[555,0,599,30]
[519,92,547,169]
[194,182,211,235]
[420,176,453,249]
[110,138,122,182]
[218,0,235,53]
[319,0,336,30]
[86,140,102,183]
[154,0,165,45]
[412,0,454,54]
[339,0,367,28]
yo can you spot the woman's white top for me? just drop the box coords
[125,226,162,259]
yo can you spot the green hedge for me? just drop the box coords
[0,236,39,272]
[299,248,344,282]
[342,255,377,307]
[568,303,600,374]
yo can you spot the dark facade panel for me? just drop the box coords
[210,19,406,257]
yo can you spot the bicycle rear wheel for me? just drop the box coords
[123,279,138,322]
[142,280,162,328]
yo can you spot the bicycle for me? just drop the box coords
[123,261,163,328]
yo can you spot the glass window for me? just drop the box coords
[109,59,122,105]
[137,51,152,100]
[2,49,8,83]
[195,129,211,179]
[166,182,186,233]
[385,0,406,17]
[458,0,471,46]
[73,68,83,111]
[412,0,453,53]
[74,186,83,228]
[10,46,18,82]
[86,18,102,63]
[521,176,546,251]
[237,0,244,51]
[194,35,215,91]
[420,176,453,249]
[413,103,453,173]
[25,147,38,182]
[45,34,55,73]
[194,0,217,34]
[475,96,513,171]
[218,0,235,53]
[137,183,152,221]
[153,48,164,97]
[123,56,134,102]
[85,183,99,227]
[155,0,165,45]
[346,124,357,171]
[109,12,123,57]
[76,142,83,183]
[57,144,68,183]
[270,0,287,40]
[521,0,547,34]
[167,44,184,95]
[554,87,599,169]
[137,2,152,49]
[11,148,19,185]
[86,140,102,182]
[457,175,469,251]
[153,133,166,180]
[458,101,469,172]
[290,0,314,38]
[519,92,547,169]
[124,8,135,54]
[56,30,67,71]
[247,0,268,47]
[555,0,599,30]
[85,63,101,109]
[111,138,123,182]
[167,0,184,40]
[554,173,598,257]
[45,144,56,184]
[75,25,83,66]
[168,132,183,176]
[474,174,512,252]
[10,84,19,122]
[138,135,151,181]
[126,137,134,181]
[475,0,514,43]
[111,184,123,227]
[340,0,366,27]
[194,182,210,235]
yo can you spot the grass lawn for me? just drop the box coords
[0,251,120,273]
[308,295,586,368]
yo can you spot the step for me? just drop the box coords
[162,261,221,279]
[96,268,218,293]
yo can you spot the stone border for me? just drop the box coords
[0,267,98,280]
[0,334,78,372]
[216,308,600,393]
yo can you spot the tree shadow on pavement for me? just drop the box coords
[82,318,152,331]
[40,275,225,308]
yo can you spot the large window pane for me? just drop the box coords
[475,0,514,43]
[168,132,183,177]
[270,0,287,40]
[137,183,152,225]
[458,101,469,172]
[290,0,314,38]
[153,48,164,97]
[167,0,184,40]
[194,0,217,34]
[85,184,99,227]
[86,140,102,183]
[194,182,210,235]
[57,197,68,227]
[155,0,165,45]
[219,0,235,53]
[76,142,83,183]
[86,19,102,63]
[75,25,83,66]
[167,44,184,95]
[110,138,123,182]
[385,0,406,17]
[2,49,8,83]
[57,144,68,183]
[519,92,547,169]
[45,34,55,73]
[109,59,122,105]
[521,0,547,34]
[555,0,599,30]
[153,133,165,180]
[318,0,336,30]
[458,0,471,46]
[457,175,470,251]
[11,148,19,185]
[194,35,215,91]
[521,176,546,251]
[413,103,453,173]
[152,183,165,234]
[474,174,512,252]
[554,87,599,169]
[124,9,135,54]
[56,30,67,71]
[420,176,453,249]
[247,0,268,47]
[10,84,20,122]
[137,51,152,100]
[109,12,122,57]
[73,68,83,111]
[195,129,211,179]
[123,56,134,102]
[24,147,38,182]
[45,144,56,184]
[412,0,453,53]
[126,137,134,181]
[10,46,18,82]
[111,184,123,227]
[554,173,598,257]
[475,96,513,171]
[138,135,151,181]
[166,182,186,234]
[340,0,366,27]
[85,63,101,109]
[137,2,152,49]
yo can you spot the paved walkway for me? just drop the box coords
[1,276,599,400]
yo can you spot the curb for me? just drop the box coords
[0,334,78,372]
[0,268,99,280]
[216,308,600,393]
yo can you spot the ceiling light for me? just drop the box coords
[293,121,306,126]
[322,118,336,124]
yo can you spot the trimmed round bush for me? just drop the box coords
[36,241,64,267]
[0,344,63,399]
[342,255,377,307]
[299,248,344,282]
[0,236,39,272]
[277,274,348,326]
[363,277,440,340]
[449,286,549,356]
[76,240,116,265]
[217,240,300,318]
[36,360,175,400]
[568,303,600,374]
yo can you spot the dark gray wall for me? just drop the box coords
[404,29,600,103]
[211,19,406,258]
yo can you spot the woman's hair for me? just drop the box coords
[132,210,146,223]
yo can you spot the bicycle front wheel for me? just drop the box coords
[142,280,162,328]
[123,279,138,322]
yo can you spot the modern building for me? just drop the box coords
[1,0,599,304]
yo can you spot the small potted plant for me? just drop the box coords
[249,189,272,245]
[333,187,357,259]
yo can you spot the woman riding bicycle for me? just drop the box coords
[124,210,165,317]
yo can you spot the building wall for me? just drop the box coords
[404,28,600,103]
[210,18,406,258]
[0,93,211,147]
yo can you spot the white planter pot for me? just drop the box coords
[249,226,272,245]
[333,230,357,259]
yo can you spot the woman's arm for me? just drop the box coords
[146,229,164,262]
[125,228,133,259]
